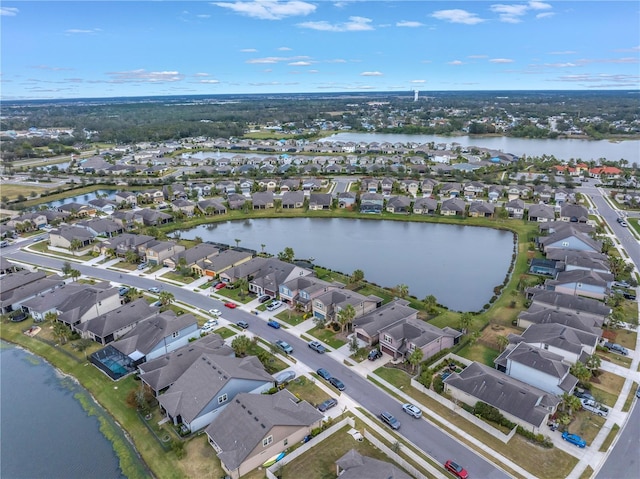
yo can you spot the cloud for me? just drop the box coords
[554,73,640,87]
[105,69,184,83]
[278,46,292,51]
[327,59,347,63]
[240,48,258,52]
[197,14,211,18]
[360,71,383,76]
[431,9,484,25]
[298,16,374,32]
[489,58,514,63]
[0,6,18,16]
[490,1,552,23]
[544,62,578,68]
[194,73,210,77]
[197,79,220,84]
[212,1,316,20]
[396,20,423,28]
[468,55,488,59]
[448,60,464,65]
[536,12,554,19]
[65,28,101,34]
[289,61,312,66]
[549,50,577,55]
[245,55,310,64]
[31,65,73,71]
[410,79,426,83]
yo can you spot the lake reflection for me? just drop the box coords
[180,218,514,311]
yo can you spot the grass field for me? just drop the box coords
[0,183,52,201]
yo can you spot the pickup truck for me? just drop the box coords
[603,342,628,356]
[581,399,609,417]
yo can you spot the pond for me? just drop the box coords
[178,218,515,312]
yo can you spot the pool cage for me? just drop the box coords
[90,345,136,380]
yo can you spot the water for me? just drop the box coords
[0,342,128,479]
[319,132,640,163]
[179,218,514,311]
[41,189,117,208]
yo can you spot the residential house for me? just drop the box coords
[0,270,65,314]
[158,354,274,432]
[335,449,412,479]
[312,289,382,324]
[589,166,622,179]
[444,362,560,434]
[95,233,155,257]
[252,192,275,210]
[308,193,332,210]
[494,342,578,396]
[362,178,379,193]
[138,189,165,204]
[337,192,357,209]
[76,298,156,344]
[196,249,253,278]
[529,258,559,276]
[538,225,602,254]
[48,225,95,250]
[57,202,96,218]
[463,181,486,199]
[504,199,525,219]
[114,191,138,206]
[197,198,227,215]
[439,182,462,198]
[141,240,186,266]
[559,204,589,223]
[279,276,343,311]
[378,317,461,361]
[527,204,556,222]
[412,197,438,215]
[506,185,532,201]
[133,208,173,227]
[139,334,234,394]
[525,289,611,322]
[398,179,420,197]
[421,178,438,196]
[510,323,599,364]
[171,199,196,217]
[440,198,466,216]
[545,269,613,300]
[301,178,322,192]
[488,185,503,203]
[281,191,305,209]
[468,201,495,218]
[227,193,248,210]
[380,177,394,196]
[88,198,117,214]
[545,249,610,275]
[279,179,300,192]
[533,185,554,203]
[164,243,220,271]
[517,304,603,335]
[359,193,384,214]
[386,196,412,214]
[111,211,137,231]
[7,212,49,231]
[76,218,124,238]
[352,299,418,346]
[206,390,323,479]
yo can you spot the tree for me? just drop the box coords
[496,335,509,352]
[336,303,356,333]
[234,238,241,248]
[231,335,251,357]
[61,261,72,276]
[585,354,601,373]
[277,247,295,263]
[395,283,409,299]
[158,291,175,307]
[407,347,424,373]
[69,269,81,282]
[235,277,249,299]
[348,335,360,355]
[104,248,116,259]
[260,243,266,254]
[69,238,83,253]
[423,294,438,314]
[458,312,473,333]
[350,269,364,286]
[570,361,592,385]
[44,311,58,323]
[560,392,582,416]
[125,287,139,302]
[125,250,138,265]
[52,322,71,345]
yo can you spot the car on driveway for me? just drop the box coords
[203,318,218,328]
[401,403,422,419]
[274,370,296,386]
[380,411,401,430]
[148,287,160,293]
[137,263,147,270]
[444,460,468,479]
[316,368,331,380]
[562,431,586,448]
[258,295,271,303]
[224,302,237,309]
[308,340,326,353]
[329,377,345,391]
[573,388,595,402]
[236,320,249,329]
[267,320,281,329]
[275,340,293,354]
[201,324,215,334]
[209,309,221,317]
[317,398,338,412]
[603,341,628,356]
[215,282,226,290]
[266,300,282,311]
[368,349,382,360]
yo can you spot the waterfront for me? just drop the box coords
[179,218,515,311]
[319,132,640,163]
[0,342,127,479]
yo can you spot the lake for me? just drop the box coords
[0,342,131,479]
[179,218,515,312]
[319,132,640,163]
[40,189,117,208]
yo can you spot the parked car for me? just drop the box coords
[275,340,293,354]
[444,460,469,479]
[317,398,338,412]
[236,320,249,329]
[562,431,587,448]
[623,292,637,300]
[224,302,237,309]
[215,282,226,290]
[636,385,640,399]
[148,287,160,293]
[581,399,609,417]
[201,324,215,334]
[316,368,331,380]
[573,388,595,402]
[266,300,282,311]
[137,263,147,270]
[118,287,130,296]
[368,349,382,361]
[209,309,222,317]
[380,411,401,430]
[274,370,296,386]
[203,318,218,328]
[258,295,271,304]
[308,340,326,353]
[401,403,422,419]
[603,342,628,356]
[329,377,345,391]
[267,320,281,329]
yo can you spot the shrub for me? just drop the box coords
[417,369,432,388]
[433,376,444,394]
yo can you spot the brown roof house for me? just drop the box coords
[205,390,323,479]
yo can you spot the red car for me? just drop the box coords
[444,460,468,479]
[215,282,226,290]
[224,302,237,309]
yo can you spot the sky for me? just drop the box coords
[1,1,639,100]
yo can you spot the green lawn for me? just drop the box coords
[456,342,500,366]
[307,325,346,349]
[285,375,334,408]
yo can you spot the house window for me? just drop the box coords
[217,393,228,404]
[283,439,288,446]
[383,334,392,344]
[315,301,323,309]
[263,435,273,447]
[543,344,549,350]
[172,331,180,339]
[562,241,569,247]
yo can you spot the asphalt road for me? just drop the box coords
[595,399,640,479]
[5,247,511,479]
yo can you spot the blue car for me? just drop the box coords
[316,368,331,380]
[267,320,281,329]
[562,431,586,448]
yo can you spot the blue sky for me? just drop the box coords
[1,1,639,99]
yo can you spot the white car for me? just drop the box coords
[209,309,222,317]
[402,403,422,419]
[266,300,282,311]
[203,318,218,328]
[201,324,215,334]
[148,287,160,293]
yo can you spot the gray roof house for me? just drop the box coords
[444,361,560,434]
[312,289,382,324]
[360,192,384,214]
[545,248,610,274]
[48,225,95,249]
[538,226,602,254]
[559,204,589,223]
[412,197,438,215]
[140,240,186,266]
[504,198,525,219]
[278,275,343,312]
[227,193,248,210]
[139,334,234,394]
[158,354,274,432]
[528,203,555,222]
[221,257,313,297]
[337,192,357,209]
[335,449,412,479]
[111,311,201,363]
[308,193,332,210]
[494,342,578,396]
[378,317,462,361]
[386,195,412,214]
[197,198,227,215]
[205,390,324,479]
[352,299,418,346]
[511,323,599,364]
[545,269,613,300]
[0,270,66,314]
[468,201,495,218]
[133,208,173,227]
[94,233,155,257]
[77,298,156,345]
[252,191,274,209]
[164,243,220,270]
[77,218,124,238]
[517,304,603,335]
[281,191,305,209]
[440,197,466,216]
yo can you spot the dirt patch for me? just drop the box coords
[479,324,521,349]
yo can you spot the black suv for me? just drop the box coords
[368,349,382,361]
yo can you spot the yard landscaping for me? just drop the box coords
[285,375,334,408]
[590,370,625,407]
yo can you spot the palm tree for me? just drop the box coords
[395,284,409,299]
[560,392,582,416]
[105,248,116,259]
[158,291,174,307]
[69,238,83,254]
[52,322,70,345]
[234,238,241,248]
[231,335,251,357]
[235,277,249,299]
[350,269,364,286]
[336,304,356,333]
[458,312,473,333]
[260,244,266,254]
[69,269,81,282]
[570,361,592,385]
[407,347,424,373]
